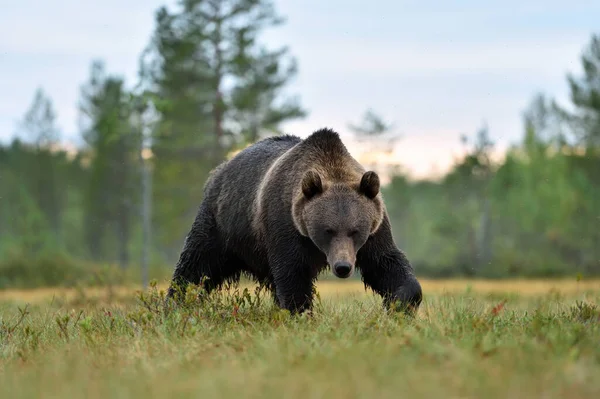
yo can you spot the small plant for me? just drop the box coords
[0,304,30,343]
[569,300,599,323]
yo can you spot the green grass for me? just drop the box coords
[1,280,599,398]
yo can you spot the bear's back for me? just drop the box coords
[207,135,302,250]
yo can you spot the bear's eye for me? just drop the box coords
[325,228,336,236]
[348,230,359,237]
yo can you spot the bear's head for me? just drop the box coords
[293,170,384,279]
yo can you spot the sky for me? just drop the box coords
[1,0,598,179]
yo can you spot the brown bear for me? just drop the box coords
[167,128,422,314]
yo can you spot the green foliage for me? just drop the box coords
[0,139,86,256]
[0,250,86,289]
[0,248,121,289]
[0,249,171,290]
[78,60,142,267]
[383,120,600,277]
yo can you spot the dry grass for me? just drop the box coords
[1,277,598,305]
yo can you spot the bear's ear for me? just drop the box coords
[359,171,380,199]
[302,170,323,199]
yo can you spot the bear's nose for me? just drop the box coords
[333,261,352,278]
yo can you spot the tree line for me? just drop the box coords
[0,1,599,287]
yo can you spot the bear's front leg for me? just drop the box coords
[357,216,422,314]
[268,249,317,315]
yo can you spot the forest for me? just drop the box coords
[1,0,599,288]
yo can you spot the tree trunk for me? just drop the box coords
[117,198,130,270]
[477,195,492,269]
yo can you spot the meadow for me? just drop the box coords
[1,278,599,398]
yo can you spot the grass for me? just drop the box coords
[1,278,599,398]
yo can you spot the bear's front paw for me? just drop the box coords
[385,276,422,315]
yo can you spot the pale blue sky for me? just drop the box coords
[1,0,598,178]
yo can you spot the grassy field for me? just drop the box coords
[1,278,599,398]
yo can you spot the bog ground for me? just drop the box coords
[1,278,599,398]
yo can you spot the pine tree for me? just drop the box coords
[140,0,306,259]
[79,60,141,268]
[558,33,600,151]
[17,88,60,149]
[15,89,65,245]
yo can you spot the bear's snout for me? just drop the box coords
[333,261,353,278]
[326,238,356,279]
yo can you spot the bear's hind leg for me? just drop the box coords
[167,203,239,301]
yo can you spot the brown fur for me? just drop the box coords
[253,129,384,239]
[168,127,422,315]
